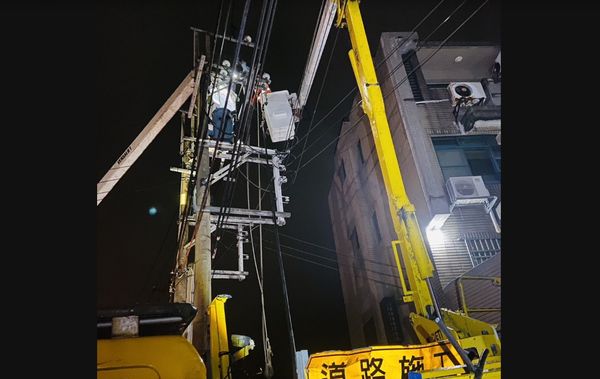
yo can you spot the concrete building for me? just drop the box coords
[328,32,501,347]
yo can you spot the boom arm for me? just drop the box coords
[97,70,196,205]
[334,0,435,321]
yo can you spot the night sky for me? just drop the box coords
[97,1,500,377]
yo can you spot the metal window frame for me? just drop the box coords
[433,136,501,183]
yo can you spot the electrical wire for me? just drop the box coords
[236,167,274,193]
[284,0,449,170]
[218,226,407,293]
[205,0,454,235]
[259,229,401,268]
[293,0,491,172]
[207,0,466,302]
[154,0,227,300]
[257,237,405,281]
[192,0,254,266]
[297,0,328,100]
[379,0,468,85]
[264,229,336,252]
[384,0,490,98]
[138,206,182,302]
[259,116,298,378]
[261,245,404,290]
[212,0,280,261]
[280,0,332,154]
[247,157,274,379]
[173,0,229,250]
[291,26,341,184]
[211,0,255,234]
[175,0,231,250]
[290,0,449,178]
[213,0,275,234]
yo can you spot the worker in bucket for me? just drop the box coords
[208,60,239,142]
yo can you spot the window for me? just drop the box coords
[350,227,364,286]
[371,212,382,242]
[357,139,365,164]
[380,297,403,344]
[433,136,501,183]
[338,159,347,182]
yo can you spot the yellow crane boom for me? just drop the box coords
[335,0,435,320]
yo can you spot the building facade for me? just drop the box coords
[328,32,501,347]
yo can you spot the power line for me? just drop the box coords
[172,0,233,282]
[261,110,299,378]
[369,0,468,93]
[284,0,449,170]
[236,167,275,194]
[211,0,282,270]
[285,0,470,173]
[294,0,491,172]
[292,25,342,183]
[250,227,402,271]
[191,0,257,270]
[138,205,181,302]
[212,0,281,256]
[259,238,404,281]
[216,227,405,288]
[212,0,256,240]
[262,229,336,252]
[385,0,490,98]
[261,245,403,291]
[264,245,336,271]
[288,17,457,172]
[246,149,274,379]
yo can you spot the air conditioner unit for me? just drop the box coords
[446,176,490,207]
[448,82,487,106]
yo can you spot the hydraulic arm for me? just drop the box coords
[334,0,435,334]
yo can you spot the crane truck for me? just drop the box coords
[97,1,501,378]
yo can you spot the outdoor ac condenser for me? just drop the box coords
[446,176,490,205]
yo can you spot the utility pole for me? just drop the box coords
[192,147,211,356]
[174,55,211,356]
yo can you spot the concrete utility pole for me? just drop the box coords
[192,147,211,355]
[174,55,211,356]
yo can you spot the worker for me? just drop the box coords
[252,73,271,105]
[209,106,235,142]
[208,69,238,143]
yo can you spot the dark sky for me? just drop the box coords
[97,1,500,377]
